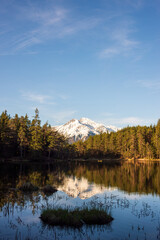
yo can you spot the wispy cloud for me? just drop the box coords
[101,116,156,127]
[0,2,99,54]
[125,0,144,9]
[100,47,120,58]
[100,20,140,58]
[137,80,160,90]
[112,25,139,47]
[7,6,68,52]
[26,7,67,26]
[117,117,147,125]
[21,91,55,105]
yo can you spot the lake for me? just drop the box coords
[0,160,160,240]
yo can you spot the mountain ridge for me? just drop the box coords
[52,117,119,143]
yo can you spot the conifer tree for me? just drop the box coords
[41,122,50,155]
[154,119,160,158]
[30,109,43,157]
[0,111,11,157]
[129,128,137,158]
[48,131,56,158]
[137,126,146,158]
[18,115,30,158]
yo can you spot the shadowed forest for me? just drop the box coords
[0,109,160,160]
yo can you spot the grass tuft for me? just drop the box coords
[40,208,113,228]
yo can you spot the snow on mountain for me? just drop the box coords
[52,117,119,143]
[58,176,116,199]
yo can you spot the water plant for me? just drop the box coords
[40,208,113,228]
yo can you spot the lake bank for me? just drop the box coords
[1,156,160,164]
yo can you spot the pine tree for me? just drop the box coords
[48,131,56,158]
[129,128,138,159]
[137,126,146,158]
[0,110,11,157]
[29,109,43,158]
[18,115,30,158]
[8,113,20,156]
[154,119,160,158]
[41,122,50,156]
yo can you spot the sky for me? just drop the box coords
[0,0,160,128]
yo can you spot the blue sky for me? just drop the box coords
[0,0,160,128]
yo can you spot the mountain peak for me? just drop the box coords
[79,117,91,122]
[53,118,118,143]
[64,118,79,126]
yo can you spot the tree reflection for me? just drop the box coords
[0,161,160,212]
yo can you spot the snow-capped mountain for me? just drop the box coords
[52,117,119,143]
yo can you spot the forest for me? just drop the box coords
[0,109,75,159]
[74,120,160,159]
[0,109,160,160]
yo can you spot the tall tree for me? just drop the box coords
[154,119,160,158]
[0,110,11,157]
[30,109,43,158]
[9,113,20,156]
[18,115,30,158]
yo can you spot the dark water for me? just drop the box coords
[0,160,160,240]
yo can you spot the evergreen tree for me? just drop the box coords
[48,131,57,158]
[9,113,20,156]
[137,126,146,158]
[129,128,138,158]
[18,115,30,158]
[41,122,50,155]
[0,111,11,157]
[30,109,43,158]
[154,119,160,158]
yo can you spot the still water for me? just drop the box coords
[0,160,160,240]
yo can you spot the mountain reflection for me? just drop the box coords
[0,161,160,196]
[58,176,115,199]
[1,161,160,240]
[0,161,160,210]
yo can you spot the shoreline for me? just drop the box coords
[1,157,160,163]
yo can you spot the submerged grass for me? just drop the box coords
[40,208,113,228]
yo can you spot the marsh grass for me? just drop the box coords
[40,208,113,228]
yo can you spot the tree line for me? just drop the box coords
[74,120,160,159]
[0,109,160,160]
[0,109,75,159]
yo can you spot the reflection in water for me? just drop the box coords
[57,176,115,199]
[0,161,160,239]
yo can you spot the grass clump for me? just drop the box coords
[77,208,113,225]
[40,208,113,228]
[18,182,39,192]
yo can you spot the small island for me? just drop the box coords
[40,208,113,228]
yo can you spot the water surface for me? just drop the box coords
[0,161,160,240]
